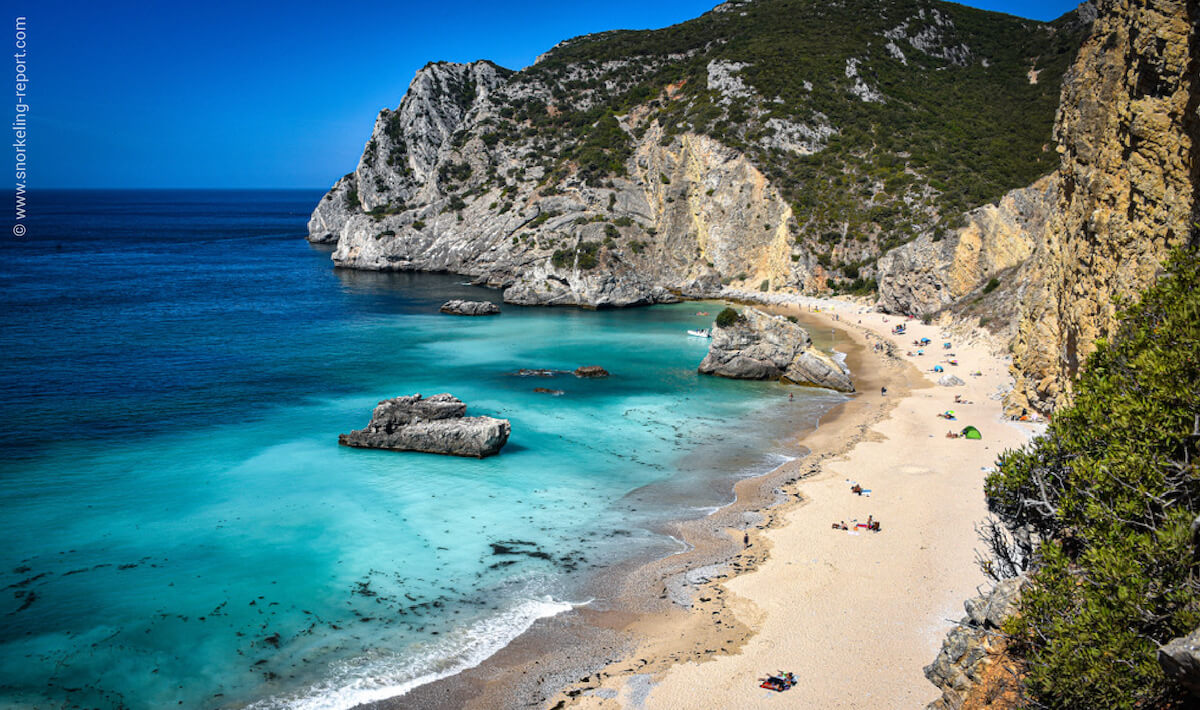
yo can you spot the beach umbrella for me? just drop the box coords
[961,426,982,439]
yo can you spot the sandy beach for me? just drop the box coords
[367,298,1044,710]
[554,298,1045,709]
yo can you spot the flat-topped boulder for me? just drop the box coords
[440,299,501,316]
[698,308,854,392]
[339,393,510,458]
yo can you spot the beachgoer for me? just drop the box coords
[789,393,794,401]
[881,386,887,396]
[744,532,749,548]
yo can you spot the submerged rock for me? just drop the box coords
[574,366,610,378]
[439,299,500,316]
[339,393,510,458]
[697,308,853,392]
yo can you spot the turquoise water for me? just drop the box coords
[0,191,846,709]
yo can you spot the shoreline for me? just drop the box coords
[357,297,1040,710]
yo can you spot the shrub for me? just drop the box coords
[983,277,1001,294]
[715,307,741,328]
[411,220,425,231]
[984,248,1200,709]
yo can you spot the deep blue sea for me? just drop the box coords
[0,190,846,709]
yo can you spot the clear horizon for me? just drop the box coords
[29,0,1082,190]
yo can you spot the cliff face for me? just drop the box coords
[1009,0,1199,412]
[310,61,806,307]
[876,174,1056,318]
[309,0,1085,307]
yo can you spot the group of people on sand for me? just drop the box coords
[832,515,881,532]
[833,481,880,531]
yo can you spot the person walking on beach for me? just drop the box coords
[744,531,750,548]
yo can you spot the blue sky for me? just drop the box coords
[28,0,1082,189]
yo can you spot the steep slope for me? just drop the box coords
[309,0,1086,307]
[1007,0,1199,413]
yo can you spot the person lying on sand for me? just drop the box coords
[851,484,863,494]
[946,431,960,438]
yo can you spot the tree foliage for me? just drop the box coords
[715,307,742,328]
[983,247,1200,708]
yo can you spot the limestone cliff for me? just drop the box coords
[876,175,1056,319]
[309,0,1086,307]
[877,0,1198,414]
[1008,0,1199,413]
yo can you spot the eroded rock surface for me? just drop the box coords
[1160,627,1200,698]
[440,299,501,316]
[339,393,510,458]
[925,576,1026,709]
[876,175,1055,318]
[1008,0,1199,413]
[697,308,853,391]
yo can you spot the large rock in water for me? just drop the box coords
[440,299,500,316]
[697,308,853,392]
[339,393,510,458]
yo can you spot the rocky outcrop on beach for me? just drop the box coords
[573,366,609,378]
[308,2,1086,306]
[338,393,510,458]
[1007,0,1199,413]
[925,576,1027,709]
[440,299,500,315]
[698,308,853,391]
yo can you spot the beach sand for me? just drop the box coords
[362,299,1043,710]
[558,299,1044,709]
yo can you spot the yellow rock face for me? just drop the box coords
[1009,0,1198,414]
[632,122,795,291]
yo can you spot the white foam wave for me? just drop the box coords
[247,597,577,710]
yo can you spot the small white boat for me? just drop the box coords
[687,328,712,338]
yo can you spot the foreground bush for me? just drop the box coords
[984,248,1200,708]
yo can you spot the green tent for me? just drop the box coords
[962,425,982,440]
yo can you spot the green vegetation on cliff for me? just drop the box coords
[984,247,1200,708]
[509,0,1087,280]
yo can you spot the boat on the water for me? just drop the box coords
[687,328,712,338]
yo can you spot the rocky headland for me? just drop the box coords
[339,393,510,458]
[309,0,1087,310]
